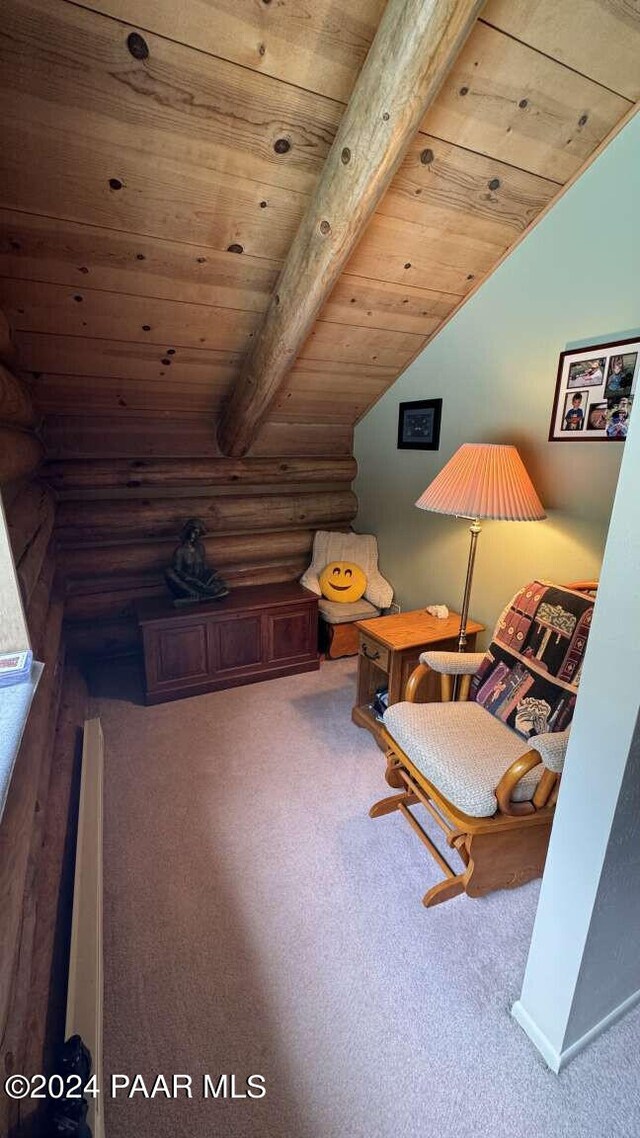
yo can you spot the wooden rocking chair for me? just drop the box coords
[370,580,597,907]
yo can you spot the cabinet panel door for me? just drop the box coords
[217,615,262,672]
[155,623,209,684]
[264,605,316,663]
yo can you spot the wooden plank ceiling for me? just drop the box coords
[0,0,639,457]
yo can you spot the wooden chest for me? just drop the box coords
[137,582,319,704]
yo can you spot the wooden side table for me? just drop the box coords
[352,608,484,747]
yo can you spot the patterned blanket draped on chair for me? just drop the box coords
[471,581,594,739]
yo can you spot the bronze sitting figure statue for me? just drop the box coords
[165,517,229,604]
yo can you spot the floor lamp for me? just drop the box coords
[415,443,546,652]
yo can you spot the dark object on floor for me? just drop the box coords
[49,1034,93,1136]
[165,517,229,603]
[372,686,389,721]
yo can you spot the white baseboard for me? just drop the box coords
[511,1000,563,1072]
[512,987,640,1073]
[66,718,104,1138]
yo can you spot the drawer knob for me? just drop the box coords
[362,643,381,661]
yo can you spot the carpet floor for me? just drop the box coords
[93,657,640,1138]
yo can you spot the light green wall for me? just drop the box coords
[354,114,640,643]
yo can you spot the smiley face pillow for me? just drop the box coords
[319,561,367,604]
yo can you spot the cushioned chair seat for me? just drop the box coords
[383,701,542,818]
[318,597,380,624]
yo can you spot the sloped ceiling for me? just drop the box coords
[0,0,639,458]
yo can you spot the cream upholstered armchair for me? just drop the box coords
[301,531,393,658]
[370,580,596,907]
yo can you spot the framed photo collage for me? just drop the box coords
[549,337,638,442]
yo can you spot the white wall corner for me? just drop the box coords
[512,987,640,1073]
[511,1000,562,1073]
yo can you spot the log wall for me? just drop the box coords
[0,310,88,1136]
[44,440,358,657]
[0,314,50,635]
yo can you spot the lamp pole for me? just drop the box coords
[457,517,481,652]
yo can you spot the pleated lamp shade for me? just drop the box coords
[415,443,546,521]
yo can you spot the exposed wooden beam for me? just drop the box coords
[217,0,484,457]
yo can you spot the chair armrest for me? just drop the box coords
[404,663,430,703]
[495,730,570,816]
[419,650,484,676]
[405,651,484,703]
[564,579,598,594]
[495,750,543,816]
[529,728,570,774]
[364,570,393,610]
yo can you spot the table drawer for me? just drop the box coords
[359,633,389,671]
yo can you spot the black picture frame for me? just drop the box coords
[548,336,638,443]
[397,398,442,450]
